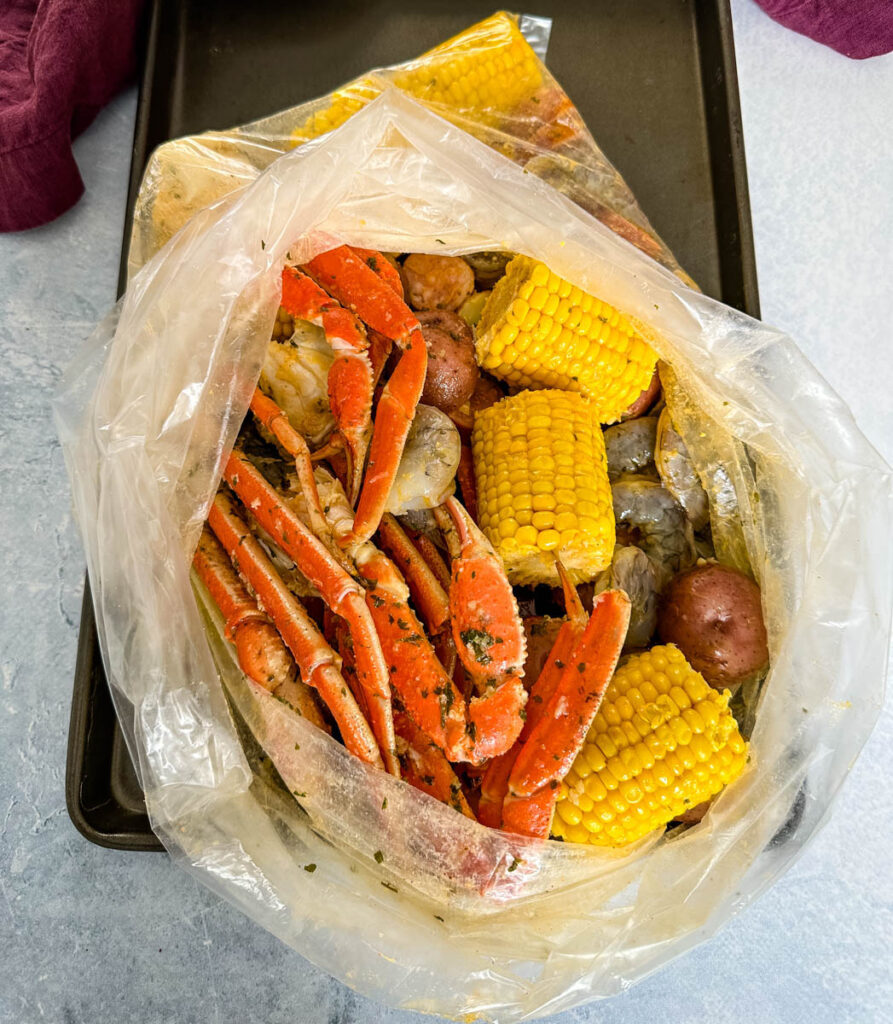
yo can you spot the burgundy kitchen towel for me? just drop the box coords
[0,0,144,232]
[754,0,893,59]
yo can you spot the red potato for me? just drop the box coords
[658,563,769,688]
[416,310,479,412]
[402,254,476,311]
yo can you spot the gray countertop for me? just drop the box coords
[2,1,892,1021]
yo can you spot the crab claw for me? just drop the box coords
[280,266,373,505]
[508,588,631,800]
[304,245,428,546]
[477,560,588,833]
[441,496,527,686]
[394,709,476,820]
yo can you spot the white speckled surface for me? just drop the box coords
[1,2,891,1021]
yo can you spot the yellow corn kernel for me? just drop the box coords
[552,646,748,847]
[472,390,614,585]
[290,78,384,145]
[476,256,659,423]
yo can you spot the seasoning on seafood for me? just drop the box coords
[319,469,527,766]
[655,407,709,530]
[610,476,696,588]
[657,563,769,688]
[401,253,476,312]
[551,645,748,846]
[475,255,658,423]
[416,309,479,412]
[195,247,755,857]
[603,416,659,481]
[473,389,615,585]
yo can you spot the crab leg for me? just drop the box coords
[326,609,371,722]
[523,562,588,714]
[367,328,394,388]
[492,589,630,837]
[249,388,330,539]
[433,631,458,683]
[316,468,526,766]
[193,526,327,730]
[440,496,527,689]
[500,784,559,839]
[509,588,631,799]
[348,248,404,297]
[394,709,476,820]
[194,526,291,687]
[477,751,515,829]
[406,528,453,594]
[207,492,380,766]
[377,513,450,635]
[280,266,373,505]
[223,450,400,776]
[304,245,428,546]
[478,562,587,828]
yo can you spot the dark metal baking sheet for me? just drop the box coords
[66,0,759,851]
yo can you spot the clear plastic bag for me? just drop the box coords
[55,19,892,1024]
[126,12,687,285]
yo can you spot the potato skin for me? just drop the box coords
[416,310,479,412]
[657,563,768,687]
[402,254,475,311]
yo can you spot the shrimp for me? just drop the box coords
[603,416,659,481]
[595,545,660,649]
[385,405,461,514]
[655,407,709,530]
[611,476,696,588]
[658,360,751,575]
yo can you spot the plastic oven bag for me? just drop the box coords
[127,12,688,286]
[56,38,892,1024]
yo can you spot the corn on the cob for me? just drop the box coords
[390,13,541,116]
[472,389,614,585]
[551,645,748,847]
[291,14,541,145]
[475,255,659,424]
[291,78,383,145]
